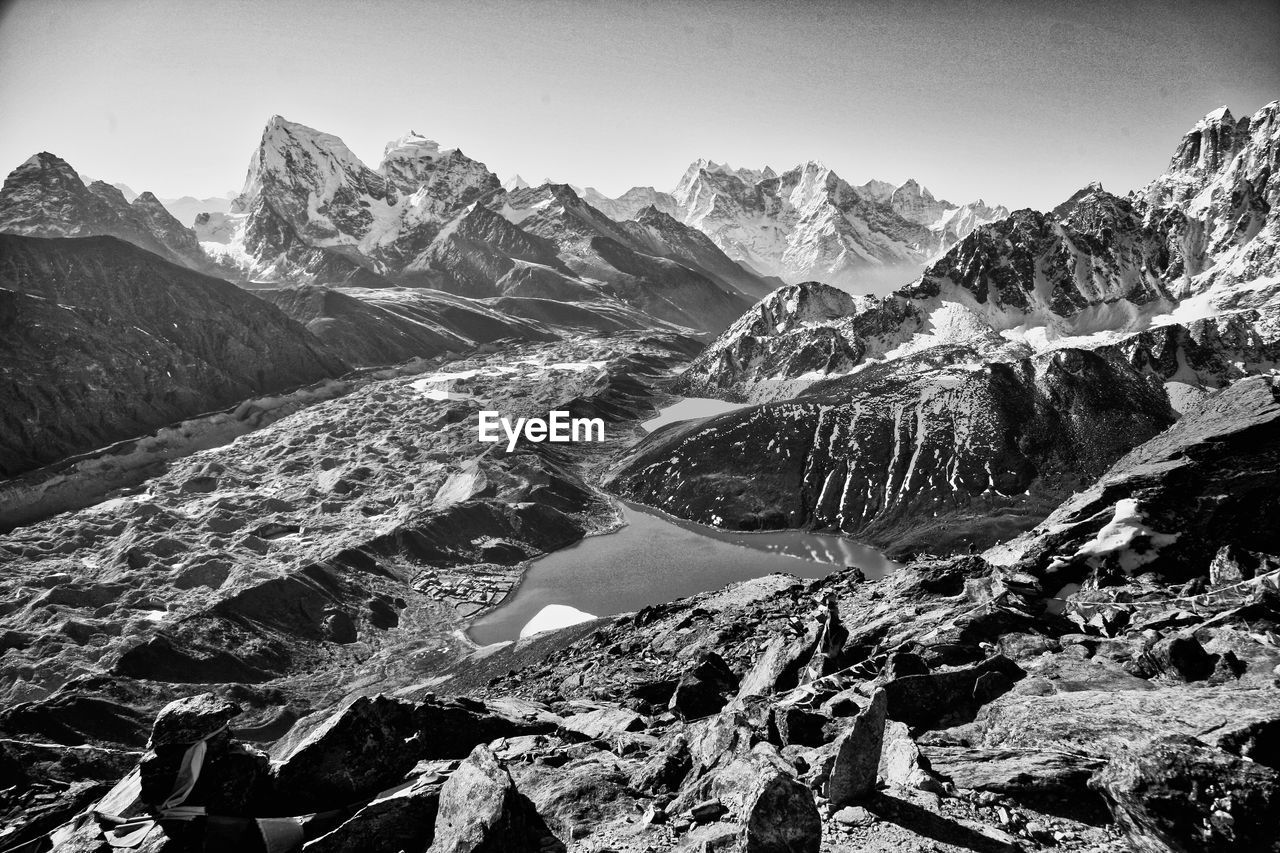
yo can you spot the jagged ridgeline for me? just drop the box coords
[0,101,1277,853]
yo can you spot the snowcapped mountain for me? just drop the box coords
[619,101,1280,554]
[0,114,771,335]
[0,153,212,271]
[885,178,1010,255]
[191,117,772,332]
[1139,102,1280,311]
[676,101,1280,400]
[580,185,678,222]
[588,160,1007,293]
[219,116,499,278]
[485,182,756,331]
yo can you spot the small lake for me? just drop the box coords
[466,500,900,645]
[641,397,751,432]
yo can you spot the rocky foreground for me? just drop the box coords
[2,377,1277,852]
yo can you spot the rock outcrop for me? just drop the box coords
[994,374,1280,587]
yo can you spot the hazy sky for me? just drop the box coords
[1,0,1277,210]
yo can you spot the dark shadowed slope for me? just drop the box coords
[0,234,348,476]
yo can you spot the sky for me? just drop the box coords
[1,0,1278,211]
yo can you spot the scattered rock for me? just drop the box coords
[833,805,875,826]
[272,695,550,813]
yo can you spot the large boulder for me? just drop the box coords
[1093,735,1280,852]
[683,744,821,853]
[737,633,817,698]
[1132,634,1216,682]
[272,695,552,813]
[882,655,1024,729]
[669,652,740,720]
[149,693,242,747]
[878,720,936,792]
[629,733,692,794]
[303,773,444,853]
[945,684,1280,762]
[827,689,887,806]
[138,692,273,817]
[922,745,1108,821]
[427,745,560,853]
[739,757,821,853]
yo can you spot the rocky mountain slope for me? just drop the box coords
[659,101,1278,402]
[0,154,213,272]
[258,285,554,367]
[613,344,1176,557]
[0,234,348,477]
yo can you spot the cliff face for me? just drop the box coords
[614,346,1176,557]
[0,234,348,476]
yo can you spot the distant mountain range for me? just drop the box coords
[0,117,1007,312]
[583,162,1006,291]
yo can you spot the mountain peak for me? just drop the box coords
[383,131,445,161]
[19,151,78,176]
[1050,181,1126,222]
[892,178,937,204]
[257,115,353,155]
[1199,106,1234,128]
[858,179,897,201]
[263,114,315,136]
[1161,104,1248,180]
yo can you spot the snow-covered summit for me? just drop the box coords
[223,116,500,279]
[680,100,1280,401]
[382,131,445,161]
